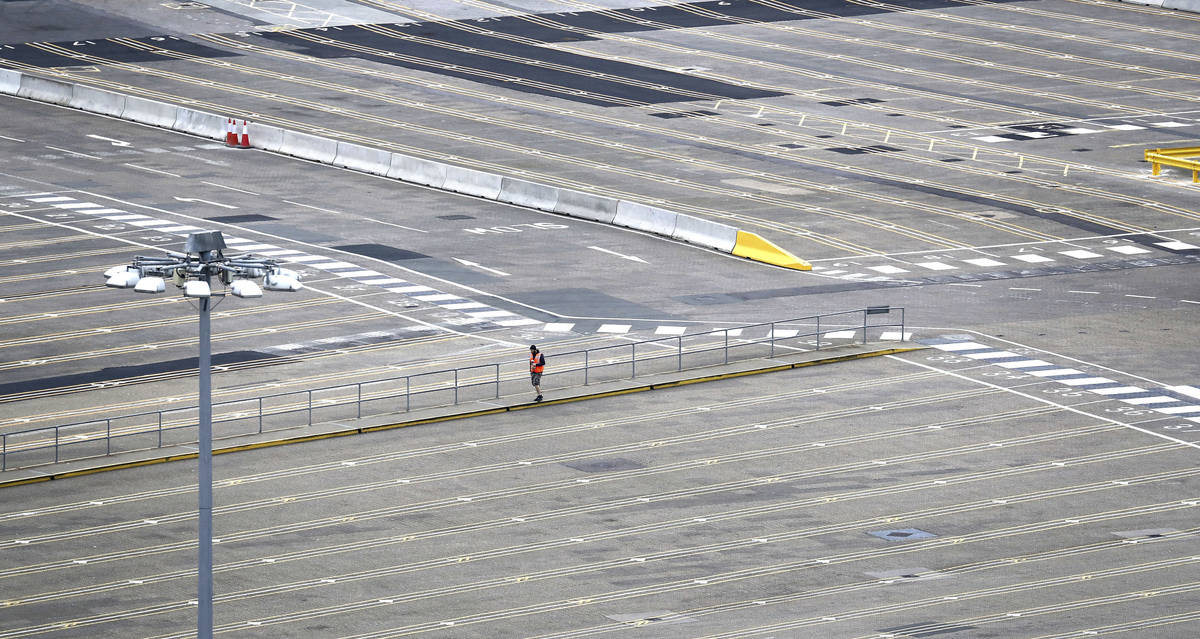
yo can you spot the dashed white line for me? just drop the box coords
[1125,295,1155,299]
[1068,290,1100,294]
[123,163,181,178]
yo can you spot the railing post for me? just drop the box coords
[405,377,410,412]
[816,315,821,351]
[724,329,729,365]
[308,390,313,427]
[454,369,459,405]
[631,343,637,379]
[55,426,60,463]
[678,336,683,371]
[357,383,362,419]
[495,364,500,399]
[258,398,264,434]
[770,322,775,358]
[584,350,590,385]
[863,310,868,344]
[1,434,5,471]
[107,419,112,456]
[158,412,163,448]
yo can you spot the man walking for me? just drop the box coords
[529,345,545,402]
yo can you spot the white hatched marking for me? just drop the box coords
[1027,368,1085,378]
[1062,127,1100,134]
[414,293,462,302]
[1107,245,1149,255]
[1090,386,1150,395]
[103,214,150,221]
[597,324,631,334]
[495,318,540,327]
[336,270,382,278]
[655,326,687,335]
[724,328,743,337]
[880,331,911,340]
[771,329,799,338]
[962,258,1006,267]
[308,261,359,270]
[964,350,1021,359]
[823,330,857,339]
[80,208,126,214]
[1011,254,1054,263]
[1056,377,1117,386]
[974,135,1011,143]
[27,196,75,202]
[156,226,202,233]
[388,285,434,293]
[1105,124,1143,131]
[466,310,516,318]
[258,249,304,256]
[229,244,278,251]
[359,278,407,285]
[868,265,909,274]
[1150,121,1189,127]
[442,302,488,310]
[916,261,956,270]
[1121,396,1178,405]
[52,202,102,209]
[932,342,989,351]
[542,323,575,332]
[1060,249,1103,259]
[286,255,332,262]
[995,359,1053,369]
[127,219,175,227]
[1167,386,1200,401]
[1152,405,1200,414]
[1156,241,1198,251]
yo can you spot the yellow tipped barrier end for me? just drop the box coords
[731,231,812,270]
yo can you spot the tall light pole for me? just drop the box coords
[105,230,302,638]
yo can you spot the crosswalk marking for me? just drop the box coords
[654,326,687,335]
[597,324,631,334]
[1059,249,1102,259]
[823,330,857,339]
[926,340,1200,418]
[1011,254,1053,263]
[868,265,909,274]
[1107,245,1150,255]
[542,323,575,332]
[916,261,956,270]
[880,331,912,340]
[1157,241,1198,251]
[962,258,1005,267]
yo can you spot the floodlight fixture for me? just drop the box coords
[184,280,212,298]
[105,268,141,289]
[133,276,166,294]
[104,228,302,639]
[229,279,262,299]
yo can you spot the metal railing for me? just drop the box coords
[1,307,904,471]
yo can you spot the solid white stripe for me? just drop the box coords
[1027,368,1086,377]
[932,342,989,351]
[1090,386,1151,395]
[1121,396,1178,405]
[1152,405,1200,414]
[964,351,1021,359]
[1056,377,1117,386]
[995,359,1053,369]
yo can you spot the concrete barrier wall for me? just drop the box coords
[613,200,678,236]
[332,142,392,176]
[443,165,503,199]
[121,96,180,128]
[671,213,738,253]
[279,130,339,163]
[70,85,126,117]
[0,69,19,95]
[17,75,75,106]
[498,177,560,211]
[252,124,286,153]
[4,71,813,268]
[553,189,619,224]
[173,108,226,140]
[388,153,448,188]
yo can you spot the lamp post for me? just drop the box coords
[104,230,302,639]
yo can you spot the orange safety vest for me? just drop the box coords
[530,352,544,373]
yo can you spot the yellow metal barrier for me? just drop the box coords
[1145,146,1200,183]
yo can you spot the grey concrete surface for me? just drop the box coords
[1,1,1198,638]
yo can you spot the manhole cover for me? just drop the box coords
[868,528,937,541]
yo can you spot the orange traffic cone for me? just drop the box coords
[224,118,238,147]
[236,120,251,149]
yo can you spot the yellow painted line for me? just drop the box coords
[0,346,922,489]
[732,230,812,270]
